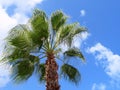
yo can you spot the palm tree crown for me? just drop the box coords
[2,9,87,89]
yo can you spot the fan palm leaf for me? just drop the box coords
[64,47,85,62]
[51,10,67,31]
[12,60,34,83]
[61,64,81,84]
[29,9,49,46]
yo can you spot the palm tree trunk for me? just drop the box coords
[45,52,60,90]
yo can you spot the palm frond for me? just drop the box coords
[68,26,87,47]
[28,55,39,63]
[37,63,45,82]
[6,48,29,62]
[67,26,87,47]
[55,23,76,46]
[7,24,29,39]
[51,10,67,31]
[2,24,33,63]
[30,9,49,46]
[33,9,47,17]
[12,60,34,83]
[72,26,87,36]
[55,23,87,47]
[64,48,85,62]
[61,64,81,84]
[6,24,32,50]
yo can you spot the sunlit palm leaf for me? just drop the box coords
[30,9,49,46]
[61,64,81,84]
[51,10,67,31]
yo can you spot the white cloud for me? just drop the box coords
[12,13,29,24]
[72,32,89,48]
[88,43,120,85]
[0,6,17,36]
[0,0,44,88]
[80,32,89,40]
[0,0,43,12]
[80,9,86,16]
[92,83,106,90]
[0,63,12,87]
[0,6,17,56]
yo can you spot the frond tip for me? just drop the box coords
[51,10,68,31]
[37,63,45,82]
[64,48,85,62]
[61,64,81,84]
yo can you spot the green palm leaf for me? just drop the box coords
[51,10,67,31]
[12,60,34,83]
[37,63,45,82]
[72,27,87,36]
[6,24,32,50]
[57,23,75,42]
[6,48,29,62]
[30,9,49,46]
[61,64,81,84]
[64,47,85,61]
[56,23,86,47]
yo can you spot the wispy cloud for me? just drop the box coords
[88,43,120,87]
[0,0,44,87]
[92,83,106,90]
[80,9,86,16]
[72,32,89,48]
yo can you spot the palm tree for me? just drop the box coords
[2,9,87,90]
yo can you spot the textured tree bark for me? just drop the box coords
[45,52,60,90]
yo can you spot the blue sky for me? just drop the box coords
[0,0,120,90]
